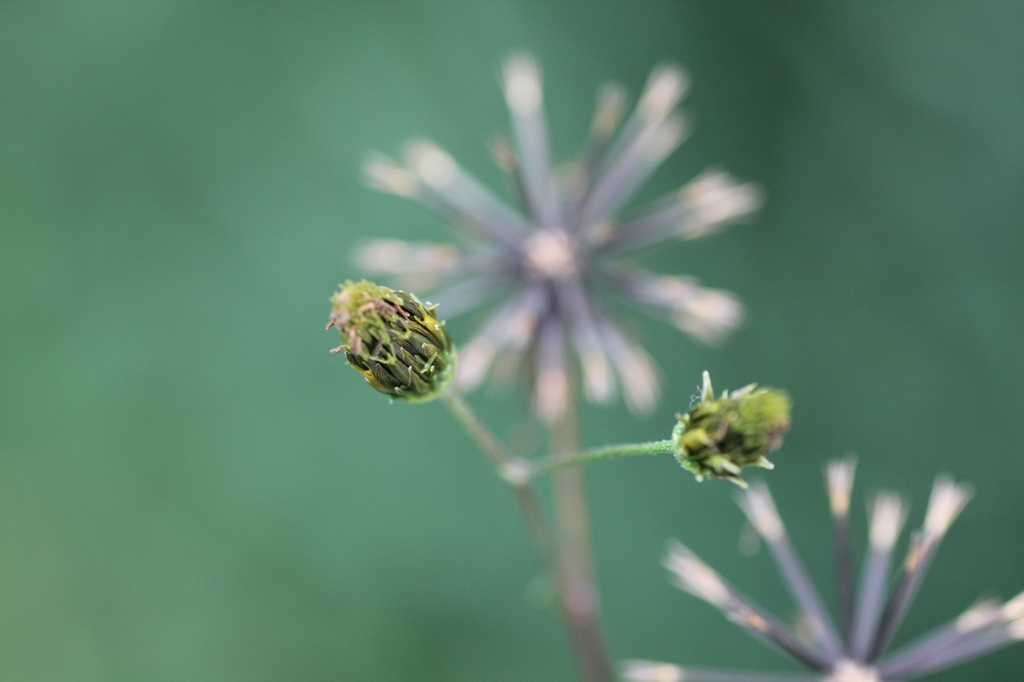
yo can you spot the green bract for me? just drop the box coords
[328,280,454,402]
[672,371,790,487]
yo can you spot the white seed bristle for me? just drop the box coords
[581,351,614,404]
[923,476,973,539]
[956,600,1001,632]
[1001,590,1024,620]
[363,154,419,197]
[355,240,458,276]
[638,65,689,118]
[617,345,659,414]
[827,457,857,517]
[354,239,413,272]
[535,367,569,424]
[620,660,686,682]
[664,540,731,608]
[739,483,785,542]
[672,288,743,345]
[642,114,687,161]
[827,660,881,682]
[654,274,697,300]
[1008,619,1024,640]
[455,339,495,391]
[682,171,763,229]
[869,492,906,550]
[503,54,543,114]
[405,140,458,188]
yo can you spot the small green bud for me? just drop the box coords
[672,371,791,487]
[327,280,454,402]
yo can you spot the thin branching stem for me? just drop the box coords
[443,388,614,681]
[440,391,557,579]
[529,439,674,477]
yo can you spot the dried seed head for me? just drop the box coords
[671,371,790,486]
[327,280,454,402]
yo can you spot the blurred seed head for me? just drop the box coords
[629,462,1023,681]
[357,55,762,421]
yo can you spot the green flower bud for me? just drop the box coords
[327,280,454,402]
[672,371,791,487]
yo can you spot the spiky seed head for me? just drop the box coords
[327,280,454,402]
[672,371,791,486]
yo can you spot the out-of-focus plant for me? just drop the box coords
[325,54,1023,682]
[341,53,759,682]
[327,278,783,682]
[624,459,1024,682]
[357,54,759,420]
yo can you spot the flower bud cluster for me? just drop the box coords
[327,280,454,402]
[672,371,790,487]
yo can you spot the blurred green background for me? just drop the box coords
[2,2,1023,680]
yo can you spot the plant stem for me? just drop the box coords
[442,388,614,681]
[549,398,615,682]
[440,391,558,584]
[529,439,674,478]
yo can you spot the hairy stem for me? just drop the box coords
[529,439,674,478]
[550,399,615,682]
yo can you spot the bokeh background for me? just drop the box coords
[2,2,1023,680]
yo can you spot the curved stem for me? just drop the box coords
[442,388,615,681]
[440,391,558,585]
[529,439,674,478]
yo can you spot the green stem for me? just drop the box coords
[529,439,674,478]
